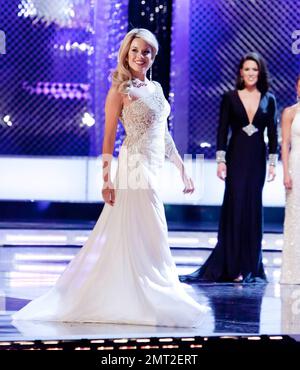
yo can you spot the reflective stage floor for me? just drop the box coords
[0,228,299,343]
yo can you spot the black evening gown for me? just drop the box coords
[180,90,278,283]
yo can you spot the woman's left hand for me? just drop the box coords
[182,172,195,194]
[267,165,276,182]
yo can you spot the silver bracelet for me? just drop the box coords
[216,150,226,163]
[268,154,278,166]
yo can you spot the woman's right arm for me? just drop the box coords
[216,92,231,180]
[102,86,123,206]
[281,108,293,190]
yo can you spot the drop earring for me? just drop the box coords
[149,66,152,81]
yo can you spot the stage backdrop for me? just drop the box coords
[171,0,300,157]
[0,0,129,156]
[0,0,171,157]
[0,0,299,158]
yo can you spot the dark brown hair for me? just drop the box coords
[236,52,270,94]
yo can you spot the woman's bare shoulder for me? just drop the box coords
[282,103,299,123]
[107,85,122,99]
[106,85,124,107]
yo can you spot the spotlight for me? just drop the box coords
[17,0,37,18]
[65,41,71,51]
[81,112,95,127]
[2,115,12,126]
[200,142,211,148]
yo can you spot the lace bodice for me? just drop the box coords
[120,81,178,162]
[290,110,300,153]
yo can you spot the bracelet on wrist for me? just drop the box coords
[216,150,226,164]
[268,154,278,167]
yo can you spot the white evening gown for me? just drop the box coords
[12,81,209,327]
[281,110,300,284]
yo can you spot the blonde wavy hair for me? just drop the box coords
[112,28,159,94]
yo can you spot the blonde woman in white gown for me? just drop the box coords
[280,75,300,284]
[12,29,209,327]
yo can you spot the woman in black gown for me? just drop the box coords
[180,52,278,283]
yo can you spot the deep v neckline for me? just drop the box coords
[236,90,262,125]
